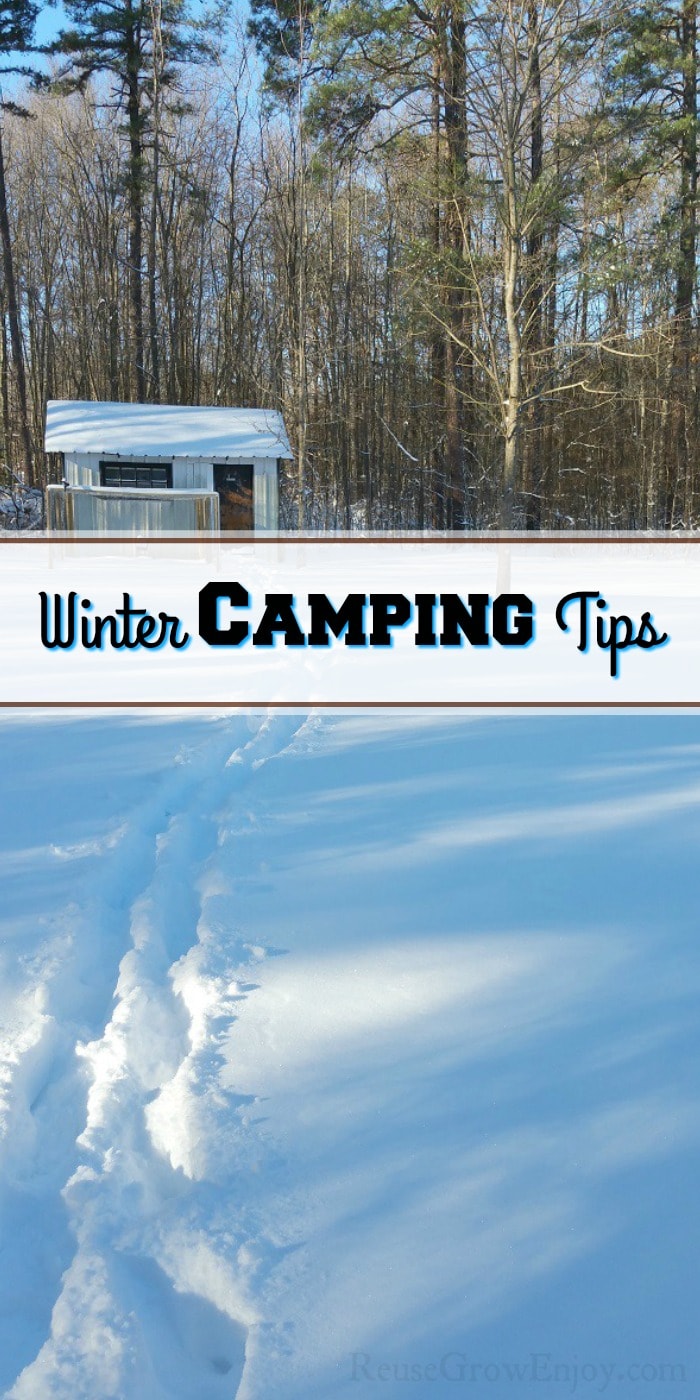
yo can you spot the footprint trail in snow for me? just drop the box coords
[1,712,307,1400]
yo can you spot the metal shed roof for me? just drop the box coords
[45,400,293,459]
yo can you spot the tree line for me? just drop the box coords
[1,0,700,529]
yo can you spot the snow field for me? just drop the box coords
[0,713,698,1399]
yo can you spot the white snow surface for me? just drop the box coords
[44,401,293,459]
[0,712,698,1399]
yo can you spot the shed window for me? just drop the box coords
[100,462,172,489]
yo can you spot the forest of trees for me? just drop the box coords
[1,0,700,529]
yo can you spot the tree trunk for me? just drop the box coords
[0,122,34,483]
[501,154,522,530]
[676,0,697,325]
[440,6,470,527]
[672,0,697,524]
[430,62,443,527]
[523,1,543,528]
[125,7,146,402]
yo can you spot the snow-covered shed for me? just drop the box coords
[44,400,292,533]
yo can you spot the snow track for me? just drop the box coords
[1,714,306,1400]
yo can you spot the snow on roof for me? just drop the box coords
[45,400,293,459]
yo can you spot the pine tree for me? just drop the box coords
[605,0,698,326]
[604,0,698,524]
[249,0,475,526]
[52,0,221,401]
[248,0,328,99]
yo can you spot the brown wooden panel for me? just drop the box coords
[213,464,253,531]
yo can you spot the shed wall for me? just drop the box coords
[63,452,279,529]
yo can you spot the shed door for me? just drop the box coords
[213,465,254,531]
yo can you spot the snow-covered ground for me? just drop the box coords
[0,712,697,1399]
